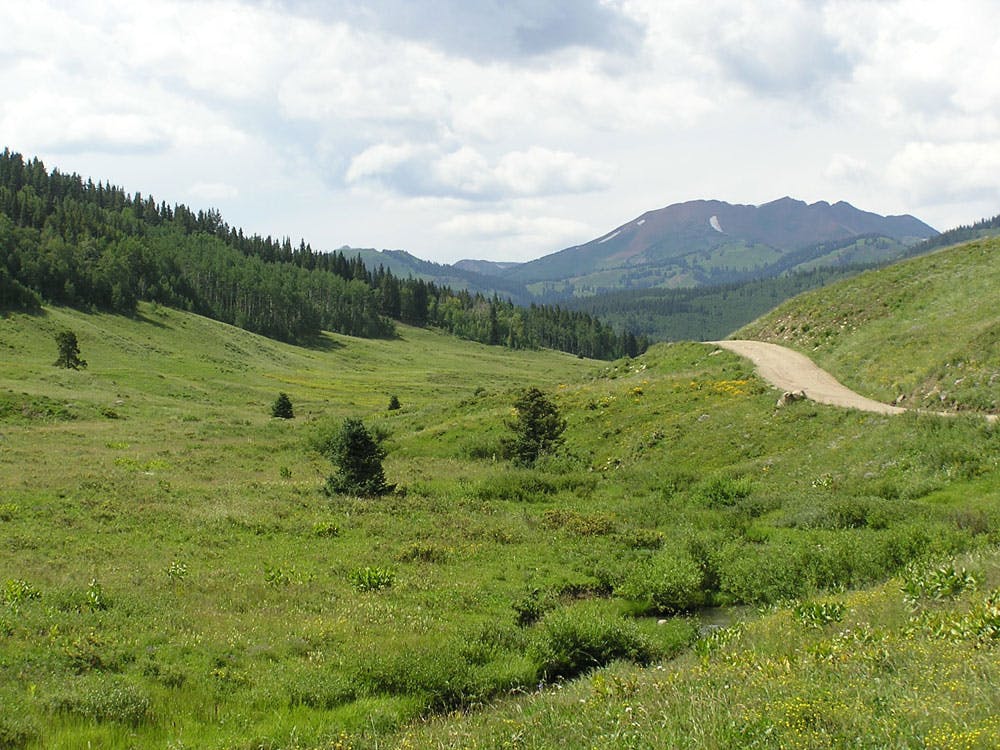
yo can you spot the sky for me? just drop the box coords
[3,0,999,264]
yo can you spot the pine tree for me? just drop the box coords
[503,387,566,466]
[271,392,294,419]
[53,330,86,369]
[323,418,391,496]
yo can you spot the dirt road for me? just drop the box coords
[711,340,907,415]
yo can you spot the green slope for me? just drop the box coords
[1,303,997,748]
[735,237,1000,415]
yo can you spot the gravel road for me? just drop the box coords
[711,339,908,415]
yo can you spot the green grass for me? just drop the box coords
[1,301,998,748]
[736,236,1000,414]
[392,547,1000,749]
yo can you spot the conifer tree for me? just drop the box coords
[323,418,391,496]
[53,330,86,369]
[503,387,566,466]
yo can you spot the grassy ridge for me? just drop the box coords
[735,237,1000,414]
[1,303,998,748]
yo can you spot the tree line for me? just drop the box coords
[564,265,869,341]
[0,149,641,358]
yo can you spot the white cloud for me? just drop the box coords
[437,211,593,260]
[886,141,1000,206]
[824,154,871,183]
[345,144,612,200]
[188,182,240,202]
[2,0,997,263]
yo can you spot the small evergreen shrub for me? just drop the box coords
[271,392,294,419]
[323,418,391,496]
[387,394,401,411]
[503,387,566,466]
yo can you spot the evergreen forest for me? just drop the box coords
[0,149,641,359]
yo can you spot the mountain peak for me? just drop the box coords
[500,197,938,295]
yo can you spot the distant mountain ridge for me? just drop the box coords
[349,197,936,303]
[500,197,936,296]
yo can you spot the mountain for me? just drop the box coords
[348,198,936,304]
[452,258,523,276]
[347,248,531,301]
[501,197,936,298]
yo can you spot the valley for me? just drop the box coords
[2,229,998,746]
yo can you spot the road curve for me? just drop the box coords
[710,340,907,415]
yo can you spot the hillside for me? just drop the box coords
[2,302,998,747]
[0,148,631,360]
[735,236,1000,415]
[564,264,865,342]
[501,197,936,298]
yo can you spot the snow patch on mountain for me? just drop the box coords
[709,215,724,233]
[598,229,622,244]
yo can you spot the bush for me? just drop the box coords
[323,418,391,496]
[618,549,705,614]
[271,392,294,419]
[49,680,151,726]
[503,387,566,466]
[715,540,810,604]
[531,603,657,681]
[472,470,556,502]
[696,474,754,508]
[387,394,401,411]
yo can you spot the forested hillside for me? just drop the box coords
[0,149,638,359]
[565,265,869,341]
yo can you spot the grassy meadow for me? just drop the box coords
[1,297,999,748]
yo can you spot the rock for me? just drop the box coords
[776,390,806,407]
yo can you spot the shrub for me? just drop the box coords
[49,680,151,726]
[531,603,657,681]
[387,394,401,411]
[323,418,392,496]
[697,474,754,508]
[0,708,37,749]
[472,470,556,502]
[271,392,294,419]
[715,540,810,604]
[512,588,552,627]
[356,646,485,711]
[503,387,566,466]
[618,549,705,614]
